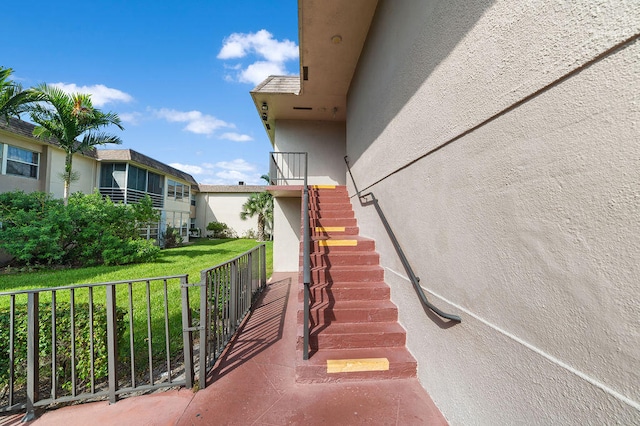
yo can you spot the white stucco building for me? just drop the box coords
[252,1,640,424]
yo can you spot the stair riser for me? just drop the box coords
[311,218,357,227]
[309,202,353,210]
[311,269,383,284]
[301,333,406,350]
[310,188,348,194]
[309,210,355,219]
[301,307,398,324]
[308,253,379,267]
[312,230,360,238]
[300,286,390,302]
[311,241,376,252]
[303,227,360,237]
[295,364,417,384]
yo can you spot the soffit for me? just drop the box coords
[251,0,378,143]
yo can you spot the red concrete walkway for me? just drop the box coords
[4,273,447,425]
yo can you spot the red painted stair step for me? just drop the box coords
[301,299,399,325]
[299,322,407,350]
[299,281,391,302]
[295,347,417,383]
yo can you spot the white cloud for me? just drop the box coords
[153,108,232,135]
[218,29,299,86]
[220,132,253,142]
[215,159,256,172]
[50,83,133,107]
[239,61,288,86]
[169,163,206,175]
[119,112,142,124]
[168,158,264,185]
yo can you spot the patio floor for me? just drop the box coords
[6,272,447,426]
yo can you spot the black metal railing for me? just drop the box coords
[268,152,311,359]
[99,187,164,208]
[0,244,269,420]
[344,156,461,323]
[197,244,268,386]
[0,275,191,420]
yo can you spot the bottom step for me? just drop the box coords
[295,347,417,383]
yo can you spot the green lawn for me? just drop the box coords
[0,239,273,392]
[0,238,273,292]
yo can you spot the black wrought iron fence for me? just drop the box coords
[197,244,267,387]
[0,243,267,420]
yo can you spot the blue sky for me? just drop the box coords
[1,0,299,185]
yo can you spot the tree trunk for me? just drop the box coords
[257,214,265,242]
[63,152,73,206]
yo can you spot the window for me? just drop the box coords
[126,165,162,194]
[147,172,163,195]
[2,144,39,178]
[100,163,126,188]
[190,194,196,206]
[167,179,189,202]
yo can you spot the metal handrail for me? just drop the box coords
[344,156,461,323]
[267,151,310,359]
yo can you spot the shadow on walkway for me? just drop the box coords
[207,275,291,385]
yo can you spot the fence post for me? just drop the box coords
[23,292,39,422]
[180,275,194,389]
[198,270,208,389]
[230,261,238,331]
[106,284,119,404]
[260,244,267,289]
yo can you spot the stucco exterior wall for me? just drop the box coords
[275,120,346,185]
[346,0,640,424]
[0,133,46,193]
[195,192,260,237]
[273,197,301,272]
[45,148,97,198]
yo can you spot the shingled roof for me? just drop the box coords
[251,75,300,94]
[197,184,267,193]
[0,117,97,157]
[96,149,198,185]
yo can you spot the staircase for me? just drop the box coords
[296,185,417,383]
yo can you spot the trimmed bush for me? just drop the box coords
[0,191,160,267]
[206,221,237,239]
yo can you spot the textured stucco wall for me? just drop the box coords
[273,197,301,272]
[346,0,640,424]
[0,133,45,193]
[195,192,259,237]
[275,120,346,185]
[46,148,96,198]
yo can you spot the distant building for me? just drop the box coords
[0,117,265,243]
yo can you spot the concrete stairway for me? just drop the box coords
[296,185,417,383]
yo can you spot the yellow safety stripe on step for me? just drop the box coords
[318,239,357,246]
[327,358,390,373]
[312,185,336,189]
[315,226,345,233]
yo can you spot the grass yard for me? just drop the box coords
[0,239,273,394]
[0,238,273,292]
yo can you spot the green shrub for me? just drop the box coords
[206,221,237,239]
[162,226,183,248]
[0,302,127,392]
[0,191,160,267]
[102,238,160,265]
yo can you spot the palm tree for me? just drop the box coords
[240,175,273,241]
[28,84,124,204]
[0,67,43,122]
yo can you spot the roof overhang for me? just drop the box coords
[251,0,379,144]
